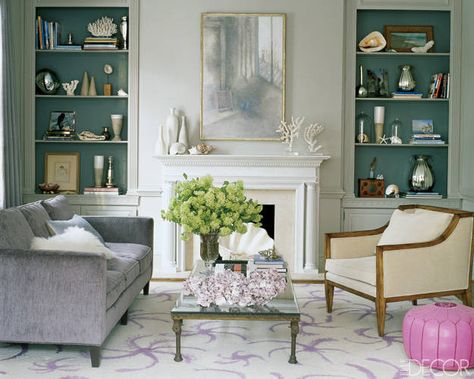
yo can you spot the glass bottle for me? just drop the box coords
[355,112,373,143]
[101,127,111,141]
[390,118,403,144]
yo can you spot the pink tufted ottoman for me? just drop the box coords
[403,302,474,371]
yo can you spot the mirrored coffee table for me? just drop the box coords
[171,261,301,364]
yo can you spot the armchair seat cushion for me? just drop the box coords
[325,256,376,286]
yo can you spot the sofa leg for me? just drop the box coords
[120,310,128,325]
[89,346,101,368]
[375,298,386,337]
[412,300,418,306]
[324,280,334,313]
[143,282,150,296]
[463,289,472,307]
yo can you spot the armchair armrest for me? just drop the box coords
[325,225,386,260]
[0,249,107,345]
[377,215,474,298]
[83,216,154,248]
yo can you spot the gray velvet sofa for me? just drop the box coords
[0,196,153,367]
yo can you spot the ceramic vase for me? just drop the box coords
[178,115,189,149]
[154,124,168,155]
[88,76,97,96]
[165,108,179,151]
[80,72,89,96]
[111,114,123,141]
[94,155,104,187]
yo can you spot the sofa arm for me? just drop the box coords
[325,226,385,260]
[83,216,154,248]
[0,249,107,346]
[379,216,473,298]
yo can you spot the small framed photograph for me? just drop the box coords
[412,119,434,134]
[384,25,434,52]
[359,179,384,198]
[44,152,80,193]
[48,111,76,132]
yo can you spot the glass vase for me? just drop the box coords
[200,232,220,275]
[409,155,434,192]
[390,118,403,144]
[355,112,373,143]
[398,65,416,91]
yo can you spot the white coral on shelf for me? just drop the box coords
[87,17,117,37]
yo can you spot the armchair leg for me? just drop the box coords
[143,282,150,296]
[324,280,334,313]
[89,346,101,368]
[412,300,418,306]
[375,297,386,337]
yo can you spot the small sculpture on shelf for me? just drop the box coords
[196,143,214,154]
[87,16,117,38]
[411,40,434,53]
[106,156,115,188]
[78,131,106,141]
[103,64,113,96]
[276,116,303,154]
[303,122,325,153]
[38,183,60,194]
[117,89,128,97]
[169,142,186,155]
[61,80,79,96]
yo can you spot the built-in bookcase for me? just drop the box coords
[25,1,137,198]
[353,9,452,197]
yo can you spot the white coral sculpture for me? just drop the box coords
[87,17,118,38]
[276,116,304,152]
[304,123,325,153]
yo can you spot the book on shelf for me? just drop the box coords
[82,45,118,50]
[409,139,445,145]
[36,17,62,50]
[429,73,450,99]
[391,91,424,99]
[412,134,441,139]
[54,45,82,50]
[83,187,119,195]
[405,192,443,199]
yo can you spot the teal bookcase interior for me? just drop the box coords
[34,6,129,195]
[354,9,451,197]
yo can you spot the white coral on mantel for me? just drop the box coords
[87,17,118,37]
[304,123,325,153]
[276,116,304,152]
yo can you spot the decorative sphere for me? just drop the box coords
[35,69,60,95]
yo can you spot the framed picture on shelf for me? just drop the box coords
[48,111,76,133]
[44,152,80,194]
[384,25,434,52]
[412,119,434,134]
[200,13,286,140]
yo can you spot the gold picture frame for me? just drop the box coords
[44,152,80,194]
[200,13,286,141]
[384,25,434,52]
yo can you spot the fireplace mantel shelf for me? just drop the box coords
[155,154,330,168]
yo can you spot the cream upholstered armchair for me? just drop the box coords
[325,205,474,336]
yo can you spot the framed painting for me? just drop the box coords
[200,13,286,140]
[384,25,434,52]
[44,152,80,193]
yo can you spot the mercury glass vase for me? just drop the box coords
[409,155,434,192]
[200,232,220,274]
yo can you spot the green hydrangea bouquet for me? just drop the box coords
[161,175,263,240]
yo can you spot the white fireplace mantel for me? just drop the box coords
[155,154,330,278]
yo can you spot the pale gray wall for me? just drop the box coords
[137,0,345,193]
[461,0,474,211]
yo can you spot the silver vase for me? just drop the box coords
[409,155,434,192]
[120,16,128,50]
[398,65,416,91]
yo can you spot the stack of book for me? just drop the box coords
[429,73,450,99]
[249,254,287,277]
[83,187,119,196]
[409,133,445,145]
[405,192,443,199]
[391,91,423,99]
[36,17,61,50]
[83,37,119,50]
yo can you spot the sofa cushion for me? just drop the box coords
[18,201,51,238]
[378,208,453,246]
[41,195,74,220]
[107,257,140,285]
[325,256,376,286]
[0,208,35,249]
[106,270,127,309]
[105,242,152,274]
[47,214,105,244]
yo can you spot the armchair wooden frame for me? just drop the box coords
[324,205,474,336]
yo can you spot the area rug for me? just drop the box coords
[0,283,471,379]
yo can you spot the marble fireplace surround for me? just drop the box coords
[156,154,329,279]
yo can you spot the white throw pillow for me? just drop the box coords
[377,208,453,246]
[31,226,114,259]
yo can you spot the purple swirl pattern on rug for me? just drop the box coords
[0,283,472,378]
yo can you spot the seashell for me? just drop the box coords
[169,142,186,155]
[196,143,214,154]
[358,31,386,53]
[219,223,274,259]
[411,40,434,53]
[385,184,400,197]
[117,89,128,96]
[188,146,201,155]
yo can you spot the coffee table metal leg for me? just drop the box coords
[172,318,183,362]
[289,320,299,364]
